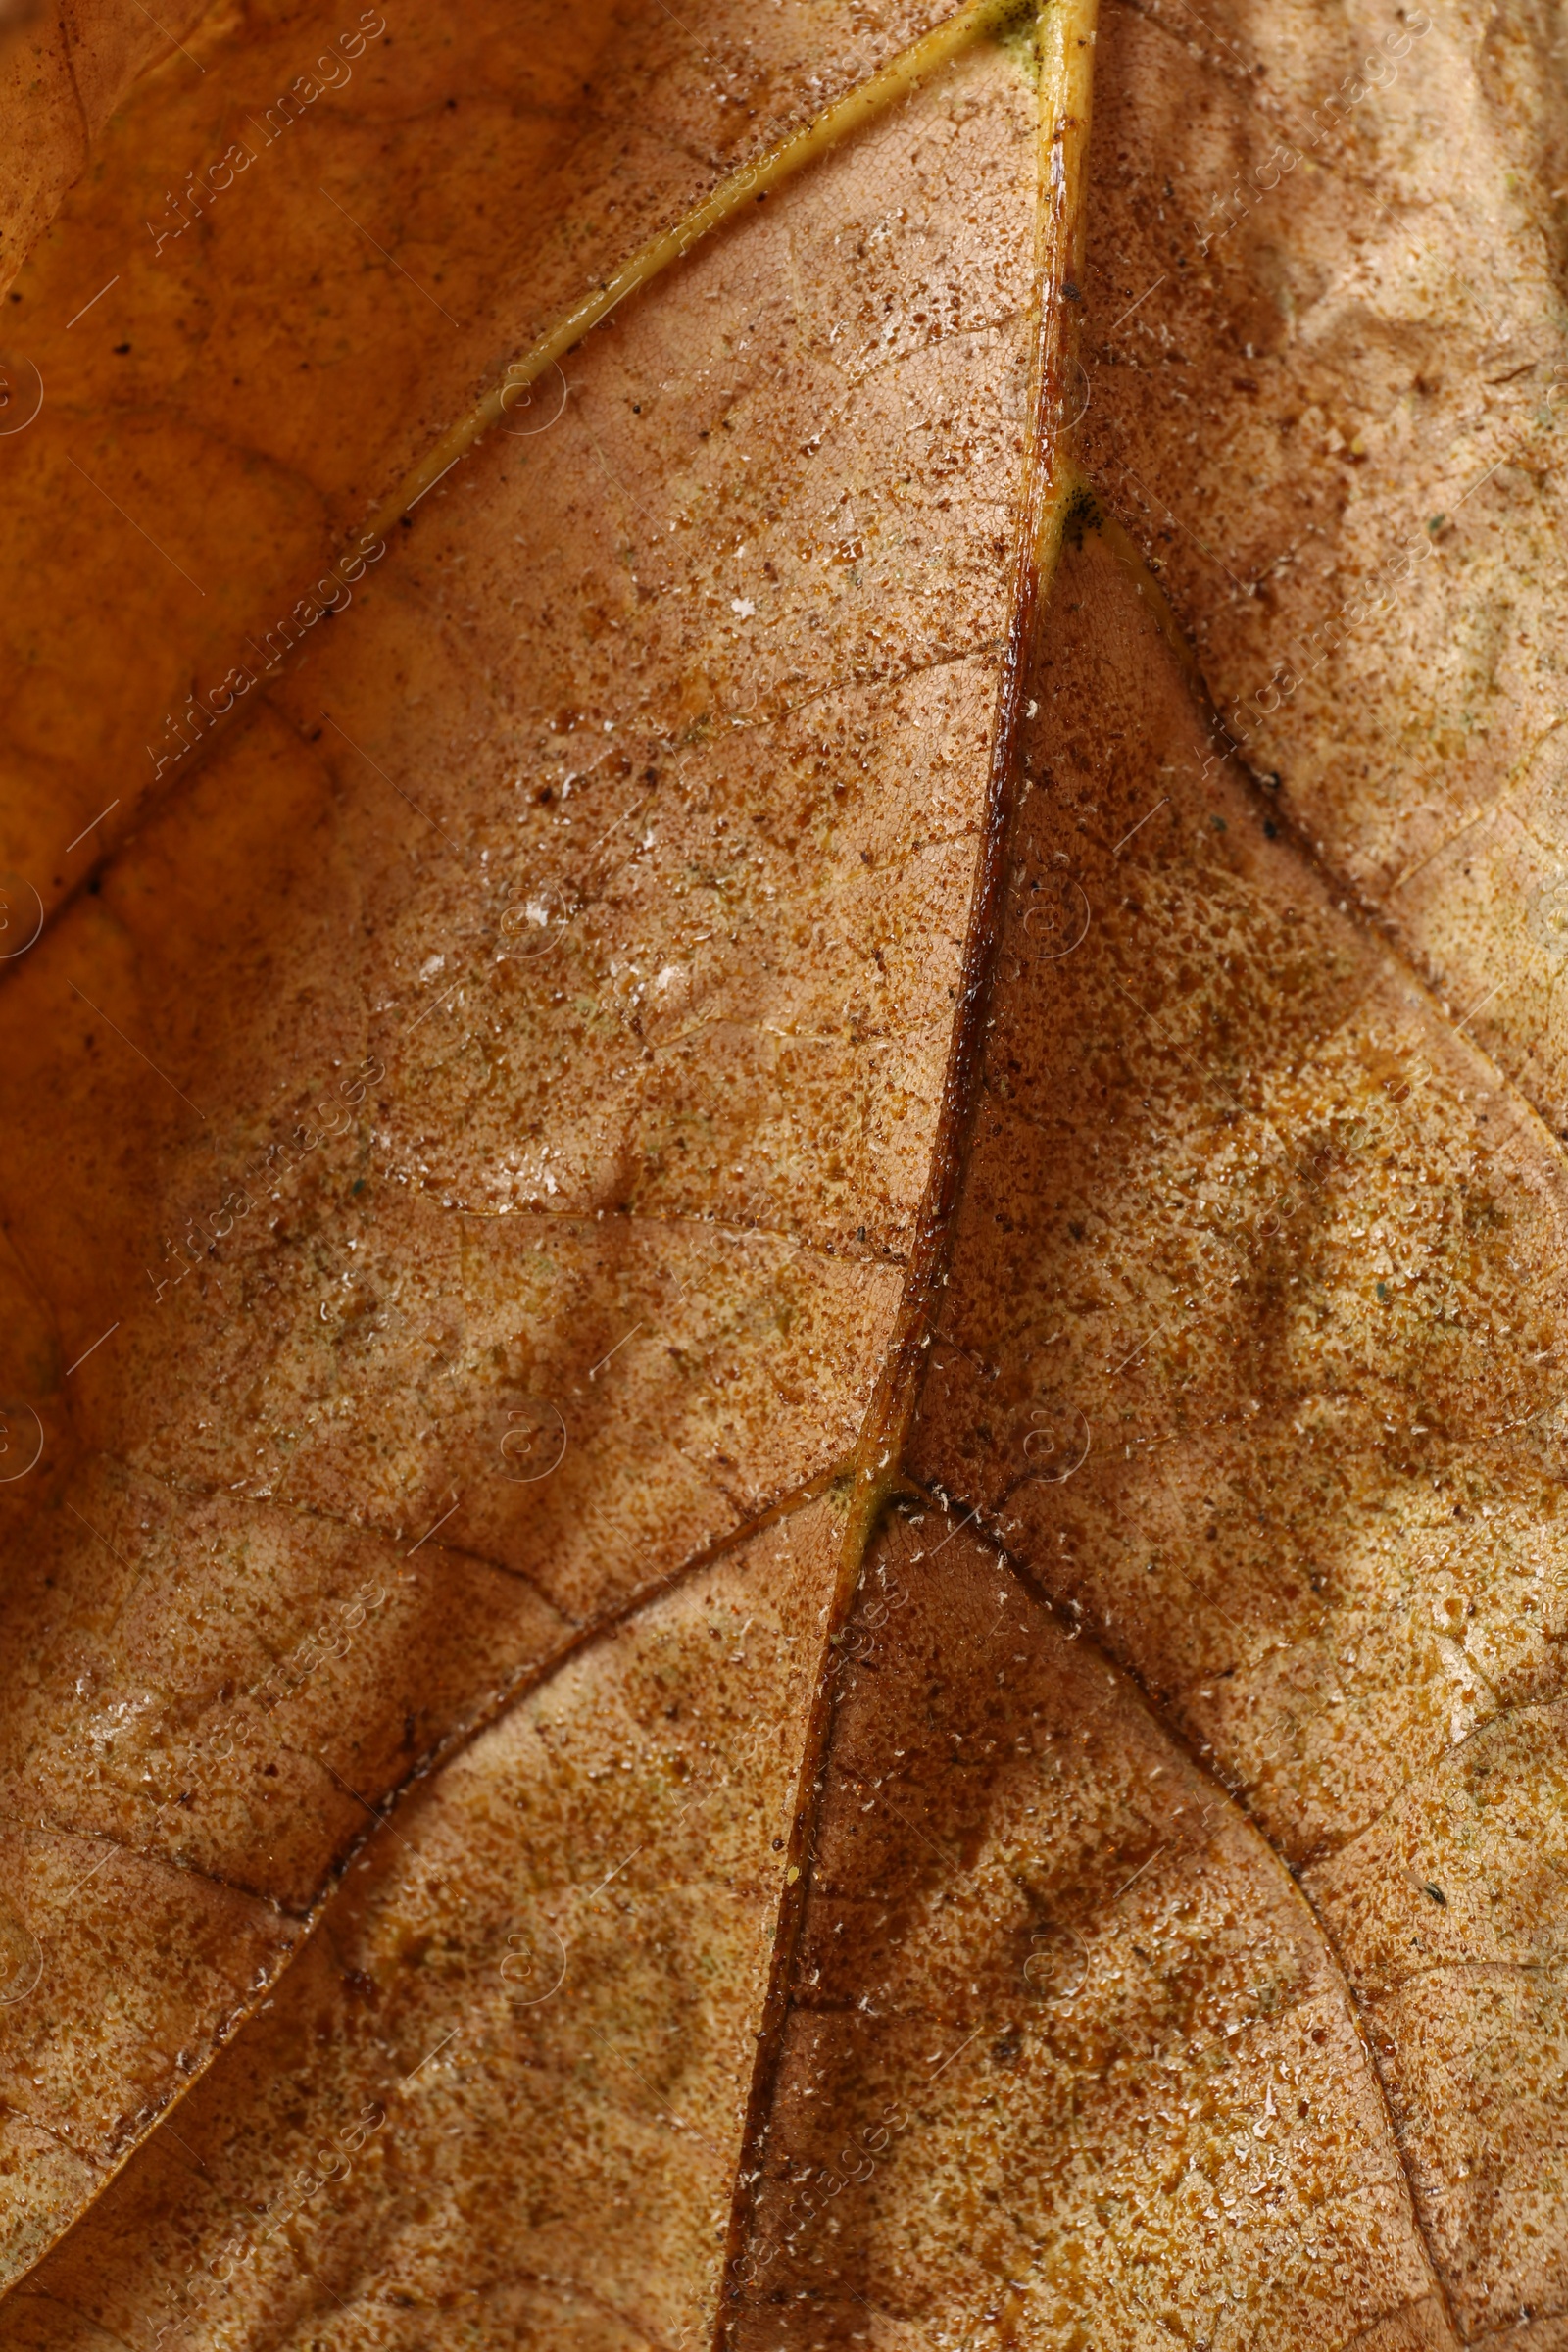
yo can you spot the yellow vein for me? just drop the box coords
[710,3,1102,2340]
[361,0,1035,538]
[3,0,1046,989]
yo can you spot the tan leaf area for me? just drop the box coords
[738,1512,1446,2352]
[0,0,1564,2344]
[3,1502,841,2347]
[1077,0,1568,1122]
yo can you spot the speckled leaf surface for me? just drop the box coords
[0,0,1562,2346]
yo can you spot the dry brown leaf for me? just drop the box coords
[0,0,1563,2345]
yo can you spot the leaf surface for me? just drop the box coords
[0,0,1563,2346]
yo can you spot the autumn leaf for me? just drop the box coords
[0,0,1562,2345]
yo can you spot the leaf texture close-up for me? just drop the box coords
[0,0,1565,2343]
